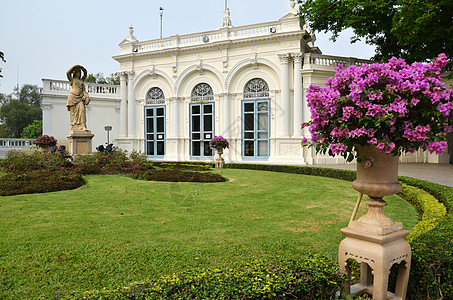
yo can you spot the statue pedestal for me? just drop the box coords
[67,130,94,155]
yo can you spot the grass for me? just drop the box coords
[0,169,419,299]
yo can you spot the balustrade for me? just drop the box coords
[43,79,120,96]
[0,138,33,149]
[303,53,371,70]
[131,20,287,54]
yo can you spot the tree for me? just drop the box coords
[0,100,41,138]
[0,84,42,138]
[85,72,120,85]
[14,84,41,106]
[21,120,42,139]
[298,0,453,63]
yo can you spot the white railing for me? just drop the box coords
[0,138,34,158]
[303,53,371,70]
[42,79,120,97]
[0,138,33,149]
[133,20,291,54]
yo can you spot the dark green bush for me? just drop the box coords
[0,170,85,196]
[133,169,226,183]
[398,177,453,299]
[397,184,447,242]
[1,149,71,173]
[151,162,212,171]
[60,255,345,300]
[224,163,357,182]
[72,149,149,175]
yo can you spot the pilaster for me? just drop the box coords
[278,53,291,137]
[127,71,135,137]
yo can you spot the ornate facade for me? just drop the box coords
[41,0,449,164]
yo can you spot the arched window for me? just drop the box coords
[191,83,214,102]
[244,78,269,99]
[146,87,165,105]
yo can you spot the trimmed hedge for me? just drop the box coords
[132,169,226,182]
[59,256,346,300]
[397,184,447,242]
[224,163,357,182]
[398,176,453,299]
[0,170,85,196]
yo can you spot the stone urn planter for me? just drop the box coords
[350,145,403,235]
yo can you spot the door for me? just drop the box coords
[190,103,214,159]
[242,100,269,159]
[145,106,165,158]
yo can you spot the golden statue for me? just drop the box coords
[66,65,90,131]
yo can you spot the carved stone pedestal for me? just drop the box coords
[215,149,225,168]
[340,145,411,300]
[339,227,411,300]
[67,130,94,155]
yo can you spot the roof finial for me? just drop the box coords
[129,25,134,36]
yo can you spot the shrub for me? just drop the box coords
[397,184,447,242]
[0,170,85,196]
[31,135,58,148]
[59,255,345,300]
[72,150,149,175]
[133,169,225,183]
[1,149,71,173]
[398,177,453,299]
[151,162,212,171]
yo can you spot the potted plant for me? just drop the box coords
[302,53,452,299]
[302,53,452,168]
[301,53,453,226]
[209,135,229,154]
[32,135,58,150]
[210,136,229,168]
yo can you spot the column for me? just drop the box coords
[221,93,230,138]
[119,72,128,137]
[302,53,313,136]
[170,97,179,137]
[278,54,291,137]
[127,71,135,137]
[292,53,303,137]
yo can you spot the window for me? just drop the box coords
[146,87,165,105]
[145,106,165,157]
[244,78,269,99]
[242,78,270,159]
[191,83,214,102]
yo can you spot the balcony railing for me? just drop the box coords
[131,20,296,54]
[303,53,371,70]
[0,138,34,158]
[42,79,120,98]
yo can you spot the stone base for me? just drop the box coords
[215,157,225,168]
[339,227,411,300]
[67,130,94,155]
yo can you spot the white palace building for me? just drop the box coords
[40,0,449,165]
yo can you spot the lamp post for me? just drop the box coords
[104,126,112,145]
[159,7,164,38]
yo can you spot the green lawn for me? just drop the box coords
[0,169,419,299]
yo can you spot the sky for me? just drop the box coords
[0,0,376,95]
